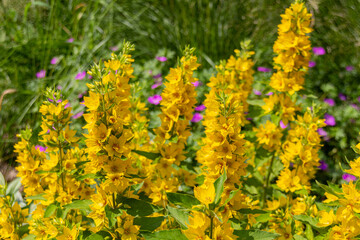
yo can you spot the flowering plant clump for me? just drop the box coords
[3,1,358,239]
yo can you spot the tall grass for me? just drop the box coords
[1,0,360,166]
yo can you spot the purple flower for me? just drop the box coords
[35,145,47,152]
[318,160,328,171]
[72,111,84,119]
[148,95,162,105]
[279,120,288,129]
[192,81,201,87]
[253,89,262,96]
[195,104,206,111]
[57,85,62,90]
[191,113,203,122]
[156,56,167,62]
[67,38,74,43]
[151,82,162,89]
[324,98,335,106]
[257,67,271,72]
[110,46,119,51]
[324,113,336,126]
[342,173,357,182]
[351,103,359,110]
[153,73,162,79]
[317,128,328,137]
[51,57,59,65]
[64,103,70,109]
[246,117,253,121]
[36,69,46,78]
[266,92,274,96]
[75,71,86,80]
[346,65,355,72]
[313,47,326,55]
[309,61,316,68]
[339,93,347,101]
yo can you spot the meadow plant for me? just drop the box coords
[3,1,359,239]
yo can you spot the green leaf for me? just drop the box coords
[120,197,162,217]
[222,189,239,207]
[270,114,281,126]
[133,150,161,160]
[76,173,100,181]
[294,235,307,240]
[293,215,318,228]
[105,206,122,228]
[22,234,36,240]
[133,216,165,232]
[0,172,5,186]
[315,180,341,198]
[6,177,22,195]
[85,231,112,240]
[167,192,201,209]
[213,170,227,206]
[142,229,188,240]
[167,206,190,229]
[238,208,268,214]
[44,204,57,218]
[233,230,280,240]
[247,99,265,106]
[255,213,272,223]
[305,223,314,240]
[27,193,47,201]
[63,199,92,211]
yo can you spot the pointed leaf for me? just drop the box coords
[167,206,189,229]
[133,150,161,160]
[142,229,188,240]
[213,170,227,205]
[167,192,200,209]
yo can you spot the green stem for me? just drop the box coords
[262,154,275,207]
[209,214,214,239]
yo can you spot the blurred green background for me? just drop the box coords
[1,0,360,182]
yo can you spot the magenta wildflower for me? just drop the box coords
[67,38,74,43]
[312,47,326,55]
[279,120,288,129]
[64,103,70,109]
[72,111,84,119]
[36,70,46,79]
[51,57,59,65]
[257,67,271,72]
[75,71,86,80]
[346,65,355,71]
[342,173,357,182]
[195,104,206,111]
[309,61,316,68]
[339,93,347,101]
[156,56,167,62]
[57,85,62,90]
[35,145,47,152]
[317,128,328,137]
[153,73,162,79]
[191,113,203,123]
[148,95,162,105]
[351,103,359,110]
[110,46,119,51]
[151,82,162,89]
[318,160,328,171]
[253,89,262,96]
[192,81,201,87]
[324,113,336,126]
[266,92,274,96]
[324,98,335,106]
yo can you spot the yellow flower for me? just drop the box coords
[317,210,336,227]
[194,181,215,206]
[57,226,78,240]
[83,91,100,111]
